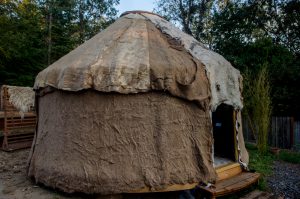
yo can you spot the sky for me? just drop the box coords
[116,0,156,16]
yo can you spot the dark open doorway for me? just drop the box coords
[212,104,236,165]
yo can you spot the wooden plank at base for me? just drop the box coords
[127,183,198,193]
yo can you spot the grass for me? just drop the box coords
[278,149,300,164]
[246,143,275,190]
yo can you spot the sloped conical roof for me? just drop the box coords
[34,11,242,111]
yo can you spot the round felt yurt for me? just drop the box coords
[28,11,249,194]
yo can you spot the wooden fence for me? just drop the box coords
[243,116,300,150]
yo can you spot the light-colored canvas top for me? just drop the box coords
[34,11,243,111]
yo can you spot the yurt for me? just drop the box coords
[28,11,251,195]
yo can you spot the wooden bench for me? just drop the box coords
[1,86,36,151]
[2,113,36,151]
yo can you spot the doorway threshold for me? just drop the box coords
[214,156,234,168]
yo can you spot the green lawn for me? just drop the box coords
[246,143,275,190]
[278,150,300,164]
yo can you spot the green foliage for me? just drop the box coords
[219,37,300,116]
[39,0,79,64]
[0,0,46,86]
[155,0,215,44]
[243,65,272,154]
[254,65,272,153]
[0,0,119,86]
[73,0,119,43]
[274,0,300,54]
[36,0,119,65]
[278,150,300,164]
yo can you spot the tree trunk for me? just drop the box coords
[79,1,85,43]
[47,6,52,65]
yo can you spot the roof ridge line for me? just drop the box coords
[120,10,164,19]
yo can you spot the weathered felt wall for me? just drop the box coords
[28,91,216,194]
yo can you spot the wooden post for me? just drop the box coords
[290,117,294,149]
[2,87,8,150]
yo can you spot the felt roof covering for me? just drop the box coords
[34,11,243,111]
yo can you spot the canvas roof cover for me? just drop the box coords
[34,12,243,111]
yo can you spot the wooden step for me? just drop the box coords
[216,163,242,181]
[199,172,260,198]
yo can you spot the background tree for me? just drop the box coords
[74,0,119,43]
[39,0,77,65]
[155,0,215,46]
[0,0,46,85]
[0,0,119,86]
[243,64,272,153]
[39,0,119,64]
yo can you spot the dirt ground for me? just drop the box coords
[0,149,90,199]
[2,148,295,199]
